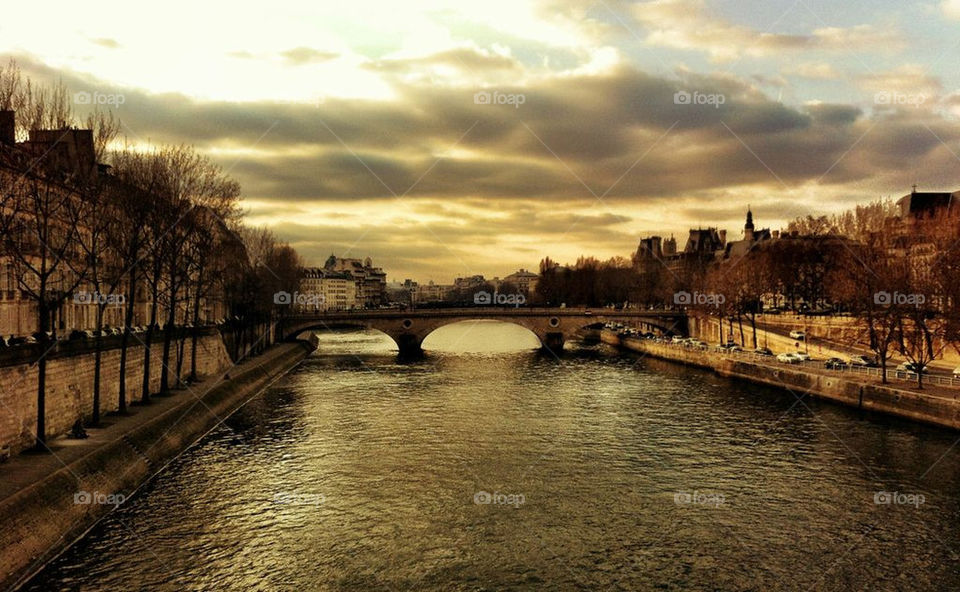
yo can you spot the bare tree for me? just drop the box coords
[109,148,163,409]
[0,165,86,447]
[829,233,906,383]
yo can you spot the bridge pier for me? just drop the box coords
[395,334,424,359]
[540,332,565,355]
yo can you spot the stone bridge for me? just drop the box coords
[281,307,687,356]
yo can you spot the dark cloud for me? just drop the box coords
[7,50,960,278]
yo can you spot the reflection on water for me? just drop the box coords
[25,322,960,591]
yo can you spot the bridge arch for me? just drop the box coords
[289,317,562,357]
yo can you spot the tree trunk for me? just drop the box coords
[160,279,177,394]
[118,265,137,414]
[90,304,105,426]
[141,279,159,403]
[34,296,49,449]
[175,323,186,387]
[190,285,202,381]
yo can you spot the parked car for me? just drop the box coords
[896,362,929,375]
[849,354,879,368]
[953,367,960,379]
[754,347,774,357]
[795,352,812,362]
[777,352,803,364]
[824,357,848,370]
[671,336,685,344]
[68,329,94,341]
[789,330,806,340]
[716,342,742,352]
[9,335,37,346]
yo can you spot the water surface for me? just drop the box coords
[26,321,960,591]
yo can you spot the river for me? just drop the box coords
[24,321,960,591]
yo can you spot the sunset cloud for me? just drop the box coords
[0,0,957,280]
[630,0,904,62]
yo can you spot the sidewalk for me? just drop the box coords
[0,344,301,504]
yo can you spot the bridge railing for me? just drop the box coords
[285,307,681,319]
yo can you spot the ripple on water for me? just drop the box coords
[23,324,960,591]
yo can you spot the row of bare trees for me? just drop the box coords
[535,256,639,306]
[0,61,303,449]
[692,199,960,388]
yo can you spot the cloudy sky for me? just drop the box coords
[2,0,960,282]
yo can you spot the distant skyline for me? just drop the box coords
[2,0,960,280]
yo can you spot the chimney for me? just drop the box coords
[719,229,727,245]
[772,230,780,239]
[0,111,14,144]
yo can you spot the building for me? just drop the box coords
[636,227,727,278]
[412,281,450,304]
[723,207,773,260]
[324,255,387,308]
[895,188,959,227]
[298,268,358,312]
[884,187,960,290]
[635,208,780,278]
[503,269,539,296]
[0,109,240,338]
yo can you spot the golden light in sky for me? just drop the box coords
[3,0,960,280]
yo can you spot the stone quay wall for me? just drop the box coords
[0,332,233,457]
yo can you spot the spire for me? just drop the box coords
[744,206,755,241]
